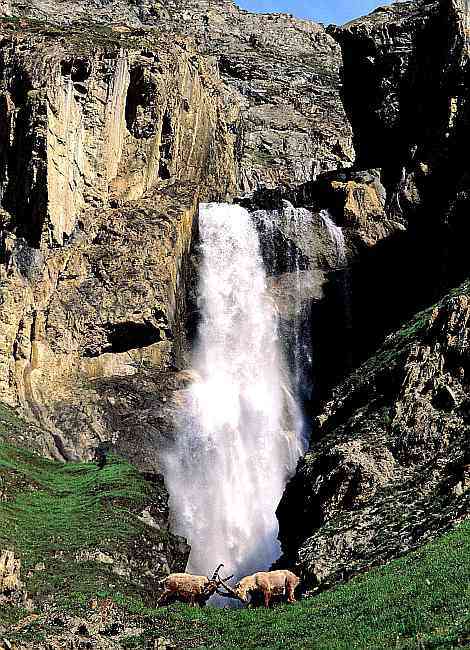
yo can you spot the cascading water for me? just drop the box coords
[162,203,304,595]
[320,209,347,266]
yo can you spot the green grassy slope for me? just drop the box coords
[0,405,468,648]
[131,520,469,649]
[0,405,173,625]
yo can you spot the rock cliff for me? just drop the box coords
[278,282,470,588]
[0,0,357,463]
[0,16,237,458]
[2,0,354,192]
[327,0,470,361]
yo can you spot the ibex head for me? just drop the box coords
[202,564,234,598]
[233,576,255,603]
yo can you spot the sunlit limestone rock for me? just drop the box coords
[0,26,236,248]
[153,0,355,192]
[0,19,237,457]
[0,550,31,610]
[0,550,21,594]
[5,0,355,193]
[5,0,142,25]
[0,1,11,16]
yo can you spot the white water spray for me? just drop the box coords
[163,203,304,590]
[320,209,346,266]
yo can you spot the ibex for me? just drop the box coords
[157,564,232,607]
[219,570,300,608]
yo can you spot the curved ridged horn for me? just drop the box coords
[216,576,244,601]
[211,563,224,581]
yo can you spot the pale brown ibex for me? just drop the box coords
[157,564,232,607]
[219,569,300,608]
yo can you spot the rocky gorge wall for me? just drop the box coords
[327,0,470,362]
[278,282,470,588]
[276,0,470,587]
[3,0,355,192]
[0,0,359,470]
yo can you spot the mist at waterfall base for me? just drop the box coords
[162,203,305,605]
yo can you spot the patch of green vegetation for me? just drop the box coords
[0,403,24,432]
[357,280,470,379]
[0,420,466,648]
[118,518,470,649]
[0,604,29,627]
[0,14,158,52]
[0,441,152,604]
[250,148,279,166]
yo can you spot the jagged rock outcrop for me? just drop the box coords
[0,551,29,610]
[273,0,470,595]
[278,282,470,588]
[2,0,140,25]
[329,1,440,176]
[319,0,470,369]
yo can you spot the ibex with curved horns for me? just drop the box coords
[218,569,300,608]
[157,564,232,607]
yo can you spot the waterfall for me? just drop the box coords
[162,203,304,593]
[320,209,346,266]
[251,202,317,410]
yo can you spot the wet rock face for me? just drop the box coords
[277,284,470,589]
[240,168,405,401]
[250,204,350,406]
